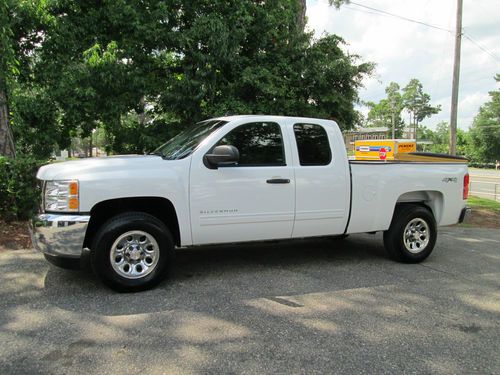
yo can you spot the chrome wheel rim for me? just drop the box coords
[110,230,160,279]
[403,218,430,253]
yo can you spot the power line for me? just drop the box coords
[343,3,500,71]
[348,1,453,33]
[343,5,393,19]
[462,32,500,64]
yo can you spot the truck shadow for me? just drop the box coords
[2,228,499,374]
[41,233,395,316]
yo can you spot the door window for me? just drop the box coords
[215,122,285,166]
[293,123,332,166]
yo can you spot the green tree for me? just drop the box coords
[10,87,65,159]
[153,1,373,135]
[6,0,372,156]
[366,99,391,126]
[417,122,475,158]
[430,122,450,154]
[33,1,179,152]
[365,82,405,138]
[469,74,500,163]
[402,78,441,140]
[457,128,475,160]
[3,0,64,158]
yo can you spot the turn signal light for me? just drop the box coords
[69,181,79,196]
[68,197,79,210]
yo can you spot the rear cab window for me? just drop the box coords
[293,123,332,166]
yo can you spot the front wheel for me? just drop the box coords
[383,204,437,263]
[90,212,173,292]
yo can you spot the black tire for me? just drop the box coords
[383,204,437,263]
[90,212,174,292]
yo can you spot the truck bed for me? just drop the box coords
[346,161,468,234]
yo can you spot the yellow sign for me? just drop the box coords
[354,139,416,161]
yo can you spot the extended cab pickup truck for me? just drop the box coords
[31,115,470,291]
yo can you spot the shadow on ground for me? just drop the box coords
[0,228,499,374]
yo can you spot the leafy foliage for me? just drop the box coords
[418,122,474,156]
[0,0,22,81]
[402,78,441,131]
[5,0,372,156]
[0,156,44,221]
[161,3,372,132]
[364,79,441,141]
[365,82,405,138]
[469,74,500,163]
[11,87,68,158]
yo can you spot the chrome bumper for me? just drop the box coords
[30,214,90,258]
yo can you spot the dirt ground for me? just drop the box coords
[465,208,500,229]
[0,220,32,251]
[1,208,499,251]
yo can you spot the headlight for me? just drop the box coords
[44,180,79,212]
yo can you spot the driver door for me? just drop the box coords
[189,121,295,245]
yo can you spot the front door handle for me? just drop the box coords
[266,178,290,184]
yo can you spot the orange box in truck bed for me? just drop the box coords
[354,139,416,160]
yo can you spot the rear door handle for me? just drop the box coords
[266,178,290,184]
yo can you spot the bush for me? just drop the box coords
[468,162,496,169]
[0,156,46,221]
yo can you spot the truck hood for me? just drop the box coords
[37,155,170,180]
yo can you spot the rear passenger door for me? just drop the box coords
[291,122,350,237]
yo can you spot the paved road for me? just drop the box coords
[1,227,499,375]
[469,168,500,201]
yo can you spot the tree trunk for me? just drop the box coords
[297,0,307,30]
[0,89,16,157]
[138,95,146,127]
[415,120,418,143]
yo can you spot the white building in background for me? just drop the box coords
[343,127,389,152]
[403,126,416,140]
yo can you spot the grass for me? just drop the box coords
[467,195,500,213]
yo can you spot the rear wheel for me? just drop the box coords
[90,212,173,292]
[383,204,437,263]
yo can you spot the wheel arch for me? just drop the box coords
[83,197,181,249]
[394,190,444,224]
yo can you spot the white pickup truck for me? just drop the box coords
[31,115,470,291]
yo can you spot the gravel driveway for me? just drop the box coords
[1,226,499,374]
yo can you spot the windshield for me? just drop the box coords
[152,120,228,160]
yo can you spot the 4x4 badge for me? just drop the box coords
[442,177,458,183]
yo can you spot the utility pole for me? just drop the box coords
[449,0,463,155]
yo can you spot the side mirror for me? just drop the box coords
[204,145,240,169]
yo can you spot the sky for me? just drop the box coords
[306,0,500,130]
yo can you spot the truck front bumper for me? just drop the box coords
[30,214,90,258]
